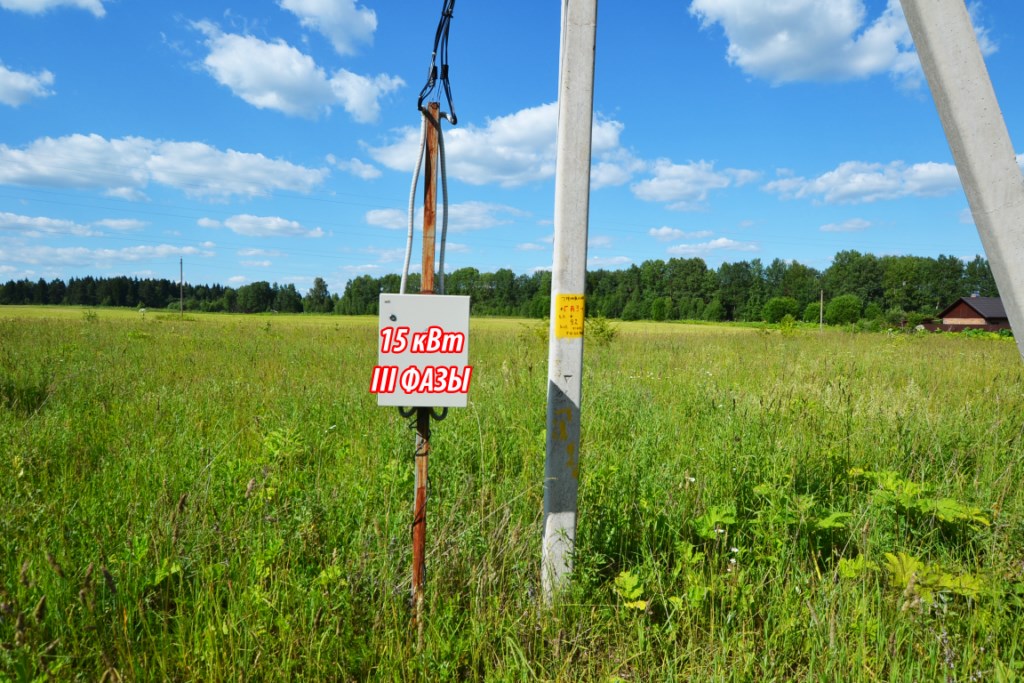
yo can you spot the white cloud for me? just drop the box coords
[689,0,912,84]
[94,218,145,231]
[763,160,961,204]
[648,226,714,242]
[667,237,759,256]
[200,214,324,238]
[237,247,282,257]
[241,259,272,267]
[279,0,376,56]
[368,102,636,188]
[194,21,401,122]
[365,201,527,232]
[0,211,95,236]
[0,0,105,16]
[587,255,632,268]
[365,208,405,230]
[329,70,403,124]
[820,218,871,232]
[631,160,756,210]
[227,275,247,284]
[341,264,381,274]
[516,242,545,252]
[0,133,327,199]
[0,244,212,267]
[689,0,996,87]
[0,63,54,106]
[364,246,407,263]
[331,155,381,179]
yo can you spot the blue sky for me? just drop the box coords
[1,0,1022,295]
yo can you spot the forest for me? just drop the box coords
[0,250,998,323]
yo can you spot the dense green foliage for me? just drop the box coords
[1,250,998,324]
[826,294,864,325]
[2,309,1022,680]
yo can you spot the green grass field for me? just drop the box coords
[2,306,1023,681]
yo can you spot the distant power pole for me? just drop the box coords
[179,258,184,319]
[543,0,598,602]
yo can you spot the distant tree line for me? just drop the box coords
[338,251,998,323]
[0,275,336,314]
[0,251,998,323]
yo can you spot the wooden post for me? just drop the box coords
[412,102,440,641]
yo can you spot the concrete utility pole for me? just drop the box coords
[900,0,1024,358]
[543,0,597,602]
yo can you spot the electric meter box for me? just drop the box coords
[375,294,472,408]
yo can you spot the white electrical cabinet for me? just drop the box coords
[374,294,471,407]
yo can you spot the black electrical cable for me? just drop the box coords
[417,0,457,125]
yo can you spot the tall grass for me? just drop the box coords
[1,309,1022,681]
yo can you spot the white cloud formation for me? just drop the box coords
[0,133,328,199]
[588,255,632,268]
[330,155,381,179]
[0,0,104,16]
[648,226,715,242]
[278,0,376,56]
[516,242,546,252]
[199,214,324,238]
[94,218,146,231]
[365,201,527,232]
[237,247,282,257]
[241,259,272,267]
[820,218,872,232]
[368,102,638,188]
[667,237,759,256]
[631,160,757,210]
[0,244,212,267]
[0,63,54,106]
[763,160,961,204]
[194,21,401,122]
[0,211,95,236]
[690,0,913,84]
[689,0,997,86]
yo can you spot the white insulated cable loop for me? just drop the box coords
[437,117,449,295]
[401,114,428,295]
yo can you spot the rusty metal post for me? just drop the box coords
[412,102,439,640]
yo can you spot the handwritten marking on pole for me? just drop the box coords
[566,442,579,479]
[552,407,573,442]
[554,294,585,338]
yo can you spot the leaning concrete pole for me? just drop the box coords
[543,0,597,602]
[900,0,1024,357]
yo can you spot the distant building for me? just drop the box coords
[932,296,1010,331]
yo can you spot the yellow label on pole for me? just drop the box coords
[555,294,585,338]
